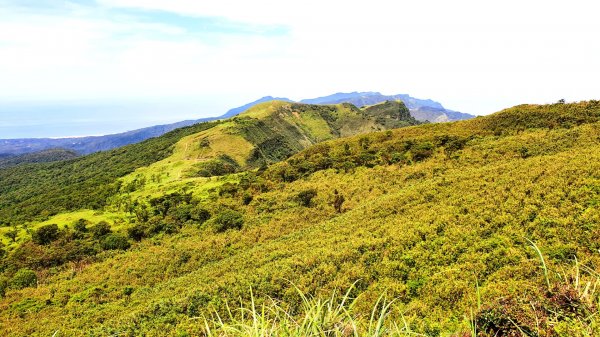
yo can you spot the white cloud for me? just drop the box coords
[0,0,599,118]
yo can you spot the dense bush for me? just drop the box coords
[297,189,317,207]
[0,277,7,297]
[410,142,434,161]
[90,221,112,239]
[10,268,37,289]
[73,218,89,233]
[31,224,60,245]
[192,155,240,177]
[170,204,194,223]
[101,234,131,251]
[190,206,211,224]
[127,224,148,241]
[147,217,179,236]
[211,209,244,232]
[6,239,98,269]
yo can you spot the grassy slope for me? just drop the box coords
[118,100,416,196]
[0,121,221,224]
[2,102,600,336]
[0,100,415,244]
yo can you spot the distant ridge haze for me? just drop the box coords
[0,92,474,156]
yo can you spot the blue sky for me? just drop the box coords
[1,0,599,138]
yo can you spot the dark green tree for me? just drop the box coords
[101,234,131,250]
[4,227,18,243]
[31,224,60,245]
[212,210,244,232]
[90,221,112,239]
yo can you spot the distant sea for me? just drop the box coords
[0,101,217,139]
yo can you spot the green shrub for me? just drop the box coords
[297,189,317,207]
[123,286,135,298]
[10,268,37,289]
[170,204,194,223]
[147,217,179,235]
[518,146,530,158]
[3,228,18,243]
[0,276,8,297]
[101,234,131,251]
[242,192,253,205]
[31,224,60,245]
[192,155,240,177]
[187,291,211,317]
[127,224,148,242]
[90,221,112,239]
[191,206,211,224]
[218,182,239,197]
[212,210,244,232]
[410,142,434,161]
[73,219,89,233]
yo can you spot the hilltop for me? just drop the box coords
[300,91,474,122]
[0,92,465,158]
[1,101,599,336]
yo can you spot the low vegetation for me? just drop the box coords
[0,101,599,336]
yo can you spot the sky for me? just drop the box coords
[0,0,599,138]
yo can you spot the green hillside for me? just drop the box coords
[1,101,600,336]
[121,100,418,188]
[0,100,416,226]
[0,121,222,224]
[0,148,79,169]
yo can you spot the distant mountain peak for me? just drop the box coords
[219,96,293,119]
[0,91,473,158]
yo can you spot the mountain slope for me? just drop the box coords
[0,98,290,157]
[0,118,219,157]
[0,98,295,157]
[117,100,419,193]
[0,148,78,169]
[0,121,221,224]
[0,101,417,223]
[1,101,599,336]
[301,91,475,122]
[0,92,465,158]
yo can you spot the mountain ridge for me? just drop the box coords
[301,91,474,122]
[0,92,470,158]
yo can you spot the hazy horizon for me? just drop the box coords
[1,0,598,138]
[0,92,463,139]
[0,99,224,139]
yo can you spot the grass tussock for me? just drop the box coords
[201,285,424,337]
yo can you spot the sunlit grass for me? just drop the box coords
[201,285,426,337]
